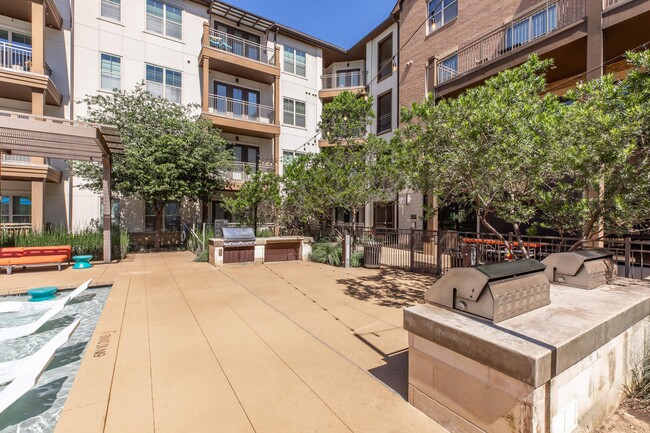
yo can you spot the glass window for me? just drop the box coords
[378,35,393,82]
[145,202,157,232]
[100,53,121,90]
[437,54,458,84]
[429,0,458,32]
[283,98,306,127]
[1,196,9,223]
[505,3,558,51]
[0,196,32,224]
[377,91,392,134]
[146,64,181,103]
[146,0,182,39]
[12,33,31,48]
[165,202,181,232]
[101,0,121,21]
[284,46,306,77]
[0,30,8,43]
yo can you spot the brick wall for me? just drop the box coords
[398,0,542,108]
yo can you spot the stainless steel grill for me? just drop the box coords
[222,227,256,247]
[424,260,550,322]
[542,249,616,290]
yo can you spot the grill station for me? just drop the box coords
[424,260,550,322]
[542,249,616,290]
[221,227,256,264]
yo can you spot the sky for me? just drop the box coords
[223,0,397,49]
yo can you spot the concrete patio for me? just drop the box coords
[0,252,447,433]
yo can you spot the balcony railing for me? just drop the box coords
[207,28,275,65]
[227,160,275,182]
[0,42,52,76]
[208,94,276,125]
[321,71,367,90]
[603,0,624,9]
[1,154,32,163]
[436,0,586,85]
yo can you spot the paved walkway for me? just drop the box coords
[3,252,447,432]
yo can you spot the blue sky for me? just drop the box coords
[223,0,397,49]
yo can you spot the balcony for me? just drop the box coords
[199,25,280,85]
[202,94,280,139]
[226,160,276,186]
[0,0,63,30]
[433,0,587,96]
[1,153,61,183]
[319,71,367,100]
[0,42,62,106]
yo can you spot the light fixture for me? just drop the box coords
[392,58,398,73]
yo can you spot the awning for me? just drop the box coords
[210,1,275,33]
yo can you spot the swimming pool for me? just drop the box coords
[0,286,110,432]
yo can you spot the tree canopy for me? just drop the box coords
[72,84,233,248]
[318,91,374,144]
[222,171,282,232]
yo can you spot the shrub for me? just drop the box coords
[350,251,364,268]
[624,350,650,408]
[194,249,209,262]
[310,242,342,267]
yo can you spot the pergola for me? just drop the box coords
[0,110,123,263]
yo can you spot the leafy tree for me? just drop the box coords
[396,55,561,256]
[222,171,282,232]
[72,84,233,249]
[319,91,374,144]
[538,50,650,248]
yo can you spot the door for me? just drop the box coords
[264,242,300,262]
[223,246,255,264]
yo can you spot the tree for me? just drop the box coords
[538,50,650,248]
[222,172,282,232]
[72,84,233,249]
[319,91,374,144]
[396,55,561,256]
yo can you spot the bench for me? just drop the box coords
[0,246,72,275]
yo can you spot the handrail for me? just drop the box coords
[208,94,275,125]
[436,0,586,86]
[603,0,624,9]
[321,71,367,89]
[207,28,274,65]
[227,161,275,182]
[0,42,53,77]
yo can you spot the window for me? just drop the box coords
[213,82,262,120]
[377,35,393,82]
[146,64,182,103]
[437,54,458,83]
[100,53,121,90]
[101,0,121,21]
[0,196,31,224]
[429,0,458,32]
[146,0,182,39]
[145,202,180,232]
[505,4,558,51]
[377,91,392,134]
[284,46,307,77]
[213,23,262,61]
[336,69,361,88]
[282,151,303,168]
[283,98,306,127]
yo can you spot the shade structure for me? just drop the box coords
[0,110,123,263]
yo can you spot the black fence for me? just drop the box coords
[337,225,650,280]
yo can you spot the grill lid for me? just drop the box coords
[543,249,613,277]
[475,260,546,280]
[222,227,255,242]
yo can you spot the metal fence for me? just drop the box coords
[343,226,650,280]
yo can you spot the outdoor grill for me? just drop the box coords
[424,260,550,323]
[542,249,616,290]
[221,227,256,264]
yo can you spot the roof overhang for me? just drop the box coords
[0,111,123,162]
[210,1,274,33]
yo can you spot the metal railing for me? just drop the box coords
[1,154,32,163]
[603,0,624,9]
[208,94,275,125]
[0,42,52,76]
[226,160,275,183]
[321,71,367,90]
[0,223,32,237]
[436,0,586,86]
[335,226,650,279]
[207,28,274,65]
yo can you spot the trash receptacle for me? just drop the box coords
[364,242,382,269]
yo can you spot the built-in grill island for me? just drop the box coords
[424,259,550,322]
[542,248,616,290]
[405,255,650,433]
[221,227,256,264]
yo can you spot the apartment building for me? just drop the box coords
[394,0,650,230]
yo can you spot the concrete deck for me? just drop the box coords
[1,252,447,433]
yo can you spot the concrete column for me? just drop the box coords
[274,74,281,126]
[202,56,210,113]
[102,157,112,263]
[31,89,45,116]
[31,0,45,75]
[31,180,45,232]
[586,0,603,81]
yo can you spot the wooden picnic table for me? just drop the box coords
[460,238,545,249]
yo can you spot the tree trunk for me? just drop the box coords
[480,216,514,257]
[201,199,208,224]
[512,222,529,259]
[154,201,164,251]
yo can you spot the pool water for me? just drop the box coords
[0,286,110,432]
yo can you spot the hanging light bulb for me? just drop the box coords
[392,58,398,73]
